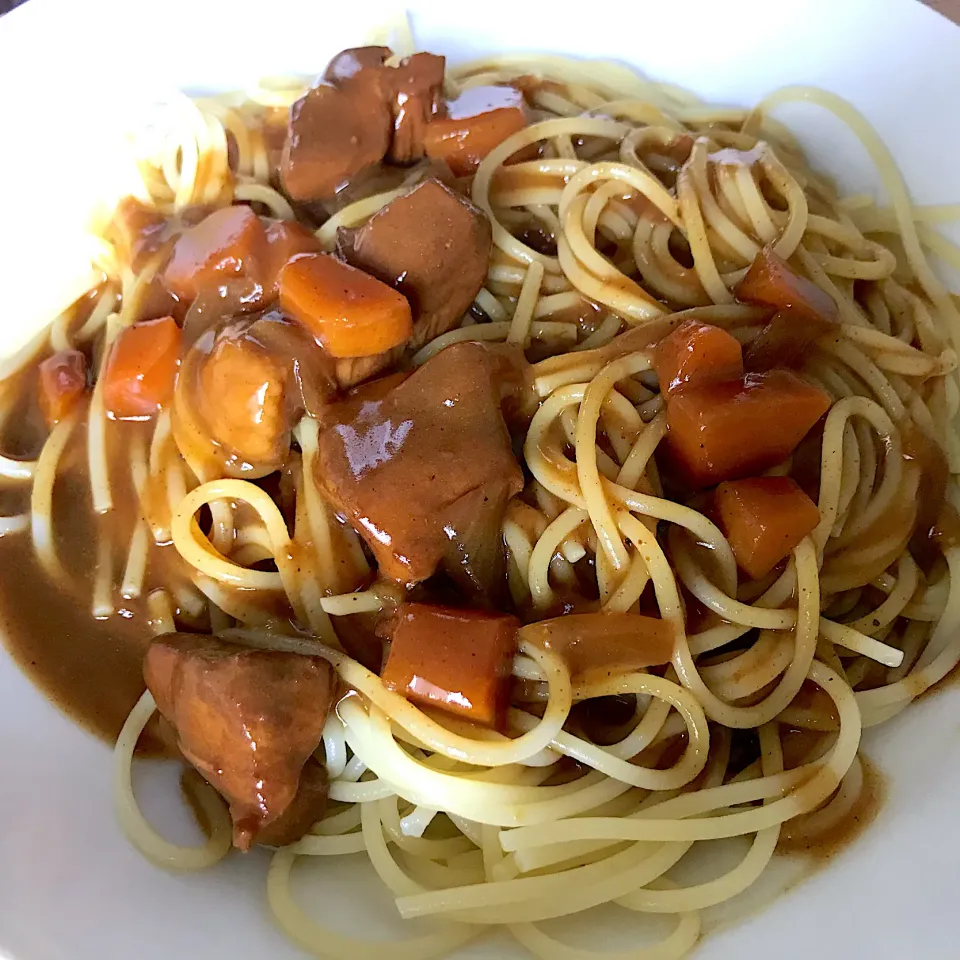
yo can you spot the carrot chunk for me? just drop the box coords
[664,370,831,487]
[103,316,182,420]
[262,220,322,296]
[279,253,413,358]
[381,603,519,729]
[38,350,87,425]
[714,476,820,578]
[164,206,267,302]
[424,86,529,176]
[653,319,744,396]
[735,248,838,327]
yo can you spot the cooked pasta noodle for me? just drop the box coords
[0,40,958,960]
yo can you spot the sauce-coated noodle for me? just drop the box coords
[0,44,958,960]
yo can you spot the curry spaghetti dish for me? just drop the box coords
[1,38,959,960]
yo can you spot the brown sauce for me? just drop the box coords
[777,755,886,863]
[0,359,185,753]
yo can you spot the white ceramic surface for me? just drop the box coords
[2,1,960,957]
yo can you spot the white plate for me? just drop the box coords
[2,1,960,957]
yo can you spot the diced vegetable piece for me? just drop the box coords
[103,316,182,420]
[279,253,413,358]
[744,309,839,372]
[664,370,831,487]
[381,603,520,728]
[735,248,838,327]
[263,220,322,295]
[713,476,820,578]
[164,206,267,302]
[424,85,529,176]
[653,319,744,395]
[38,349,87,425]
[519,612,675,685]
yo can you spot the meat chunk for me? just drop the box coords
[337,179,492,349]
[424,85,530,176]
[143,633,336,851]
[323,46,391,84]
[332,347,404,391]
[281,47,446,200]
[380,603,519,728]
[385,52,446,164]
[281,81,391,202]
[174,311,335,478]
[315,341,523,588]
[255,759,329,847]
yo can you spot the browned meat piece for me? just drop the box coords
[144,633,336,851]
[281,47,444,201]
[315,341,523,590]
[333,345,404,390]
[280,81,391,201]
[323,46,391,84]
[255,759,329,847]
[337,178,492,350]
[173,310,336,479]
[385,52,446,164]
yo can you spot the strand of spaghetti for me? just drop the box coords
[507,261,545,345]
[171,479,289,589]
[113,691,232,870]
[576,353,653,569]
[759,86,960,337]
[30,410,79,581]
[224,629,572,768]
[500,661,859,850]
[267,848,479,960]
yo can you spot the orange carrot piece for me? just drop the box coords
[164,206,267,302]
[38,350,87,425]
[735,248,838,327]
[424,86,529,176]
[381,603,519,729]
[653,319,744,395]
[665,370,831,487]
[279,253,413,358]
[103,316,182,420]
[714,476,820,578]
[262,220,323,296]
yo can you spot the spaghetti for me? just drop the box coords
[0,43,958,960]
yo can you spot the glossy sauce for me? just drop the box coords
[777,755,886,862]
[0,363,178,750]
